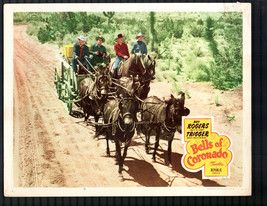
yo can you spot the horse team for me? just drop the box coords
[77,53,190,178]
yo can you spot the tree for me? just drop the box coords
[149,12,157,52]
[103,12,115,26]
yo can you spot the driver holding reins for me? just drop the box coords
[72,35,90,73]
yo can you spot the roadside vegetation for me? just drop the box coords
[14,11,243,91]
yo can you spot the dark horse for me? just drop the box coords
[103,96,139,176]
[101,76,140,176]
[115,76,141,98]
[79,65,112,136]
[109,53,146,79]
[138,93,190,166]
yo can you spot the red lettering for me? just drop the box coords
[187,156,194,167]
[198,143,203,151]
[190,144,198,154]
[208,140,213,149]
[217,148,222,158]
[207,152,212,159]
[222,152,228,158]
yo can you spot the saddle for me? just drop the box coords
[111,59,126,76]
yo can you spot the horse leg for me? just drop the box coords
[152,132,160,162]
[145,128,151,154]
[167,135,174,167]
[84,109,88,122]
[122,139,131,167]
[115,140,122,174]
[106,136,110,157]
[94,115,100,138]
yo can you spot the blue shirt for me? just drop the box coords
[131,41,148,55]
[73,42,90,60]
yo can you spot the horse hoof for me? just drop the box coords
[118,174,124,182]
[152,157,156,162]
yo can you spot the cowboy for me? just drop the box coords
[131,33,147,56]
[112,33,130,78]
[72,35,90,73]
[88,36,107,71]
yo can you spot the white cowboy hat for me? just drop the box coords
[136,33,145,39]
[77,35,86,41]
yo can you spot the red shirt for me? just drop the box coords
[114,42,130,58]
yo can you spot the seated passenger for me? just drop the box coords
[88,36,107,72]
[131,33,147,57]
[112,33,130,78]
[72,35,90,73]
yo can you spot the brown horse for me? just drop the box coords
[109,53,146,79]
[79,65,112,136]
[137,93,190,166]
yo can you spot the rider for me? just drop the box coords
[72,35,90,73]
[88,35,107,72]
[131,33,147,57]
[112,33,130,78]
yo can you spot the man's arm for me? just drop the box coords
[84,45,90,57]
[114,44,124,58]
[131,42,136,54]
[73,43,79,58]
[125,44,130,57]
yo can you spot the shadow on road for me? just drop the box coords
[123,157,169,187]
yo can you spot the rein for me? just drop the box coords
[111,80,133,93]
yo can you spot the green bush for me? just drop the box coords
[189,22,204,38]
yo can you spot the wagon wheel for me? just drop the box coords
[72,69,78,96]
[54,67,62,98]
[62,81,73,114]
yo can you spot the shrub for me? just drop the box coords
[189,22,204,38]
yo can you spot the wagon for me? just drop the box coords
[54,45,94,114]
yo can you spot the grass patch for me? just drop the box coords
[214,91,221,106]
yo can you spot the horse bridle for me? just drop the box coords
[96,74,110,90]
[117,97,138,133]
[118,112,136,133]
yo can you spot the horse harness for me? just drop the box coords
[141,100,177,133]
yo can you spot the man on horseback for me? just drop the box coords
[88,36,107,72]
[131,33,147,57]
[112,33,130,78]
[72,35,90,73]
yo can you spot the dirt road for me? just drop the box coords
[13,25,243,188]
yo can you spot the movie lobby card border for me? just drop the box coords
[4,3,251,196]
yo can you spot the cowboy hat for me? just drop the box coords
[96,35,105,43]
[117,33,124,39]
[77,35,86,41]
[136,33,145,39]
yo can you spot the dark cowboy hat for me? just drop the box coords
[117,33,124,39]
[136,33,145,39]
[96,35,105,43]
